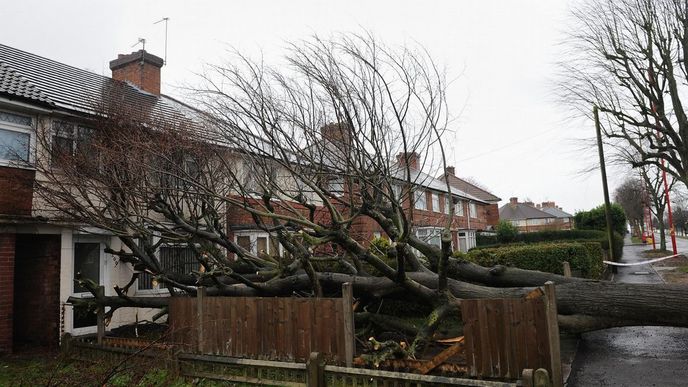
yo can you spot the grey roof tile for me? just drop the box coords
[499,203,554,220]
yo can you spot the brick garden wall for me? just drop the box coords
[0,233,15,354]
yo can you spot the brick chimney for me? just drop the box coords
[541,201,556,208]
[524,201,534,207]
[509,197,518,205]
[321,122,351,145]
[109,50,164,95]
[445,166,456,176]
[396,152,420,170]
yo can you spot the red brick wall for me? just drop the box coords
[0,166,34,216]
[485,203,500,227]
[13,235,61,348]
[0,233,15,354]
[112,63,161,95]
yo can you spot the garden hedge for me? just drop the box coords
[475,229,623,260]
[463,241,604,279]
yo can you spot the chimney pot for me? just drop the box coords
[509,197,518,205]
[445,166,456,176]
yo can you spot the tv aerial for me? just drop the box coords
[154,17,170,64]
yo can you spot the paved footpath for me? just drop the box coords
[566,238,688,387]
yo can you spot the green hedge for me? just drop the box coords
[464,241,604,279]
[474,229,623,260]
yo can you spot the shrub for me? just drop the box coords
[495,220,519,243]
[465,242,604,279]
[470,229,623,260]
[574,204,627,236]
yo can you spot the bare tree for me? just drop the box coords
[32,33,688,360]
[562,0,688,188]
[613,176,645,237]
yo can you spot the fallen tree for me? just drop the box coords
[36,32,688,360]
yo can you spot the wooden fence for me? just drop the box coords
[168,283,355,365]
[461,282,562,387]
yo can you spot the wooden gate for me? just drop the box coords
[460,282,562,386]
[168,284,355,365]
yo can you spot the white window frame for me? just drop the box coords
[0,109,34,167]
[391,184,403,202]
[415,227,443,248]
[455,200,465,216]
[432,193,440,213]
[414,189,427,211]
[444,195,451,214]
[469,202,478,218]
[234,230,282,257]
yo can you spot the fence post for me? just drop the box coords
[522,369,534,387]
[534,368,552,387]
[96,285,105,345]
[562,261,572,278]
[306,351,325,387]
[342,282,355,367]
[196,286,206,353]
[543,282,563,387]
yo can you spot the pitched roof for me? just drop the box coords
[395,166,487,203]
[441,173,501,203]
[499,203,554,220]
[0,43,186,121]
[540,206,572,218]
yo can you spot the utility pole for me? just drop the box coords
[594,106,616,262]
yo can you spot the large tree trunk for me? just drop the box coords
[73,264,688,334]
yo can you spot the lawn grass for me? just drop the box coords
[0,351,223,387]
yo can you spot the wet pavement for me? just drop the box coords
[566,238,688,386]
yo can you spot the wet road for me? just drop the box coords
[566,239,688,387]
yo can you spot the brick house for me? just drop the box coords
[0,44,501,353]
[499,197,573,232]
[226,135,500,256]
[0,44,187,353]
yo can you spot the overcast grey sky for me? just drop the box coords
[1,0,618,213]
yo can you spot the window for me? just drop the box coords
[432,193,440,213]
[73,241,102,329]
[328,177,345,196]
[0,111,32,164]
[414,189,427,210]
[444,195,451,214]
[234,231,281,258]
[73,242,101,293]
[415,227,442,248]
[138,245,199,290]
[469,202,478,218]
[455,200,465,216]
[391,184,402,202]
[52,120,96,164]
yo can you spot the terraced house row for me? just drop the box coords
[0,44,500,353]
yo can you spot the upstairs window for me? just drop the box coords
[0,110,32,164]
[414,189,427,210]
[432,193,440,213]
[455,200,465,216]
[444,195,451,214]
[51,120,96,164]
[469,202,478,218]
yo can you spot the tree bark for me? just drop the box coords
[75,268,688,333]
